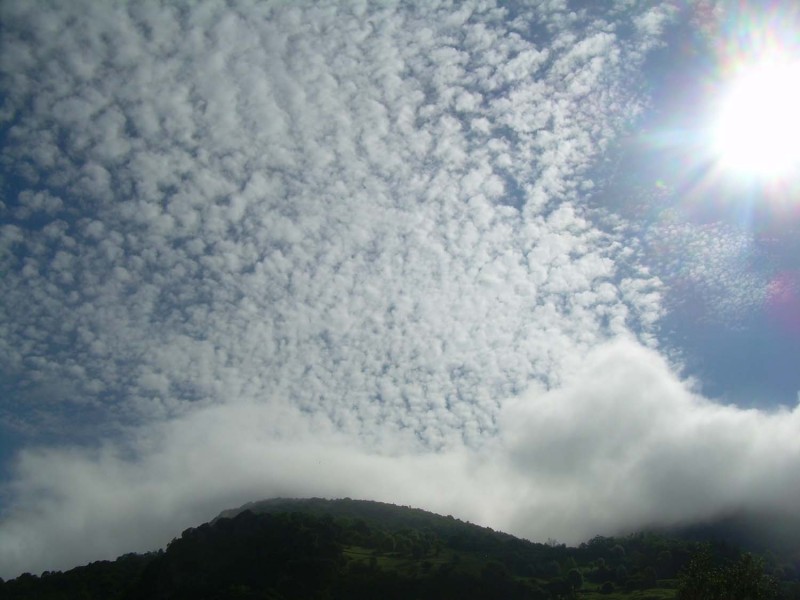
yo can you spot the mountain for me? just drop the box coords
[1,497,798,599]
[657,509,800,560]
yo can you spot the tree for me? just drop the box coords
[562,556,577,573]
[641,566,658,589]
[677,546,778,600]
[609,544,626,561]
[724,553,779,600]
[657,549,674,578]
[544,560,561,578]
[567,568,583,591]
[615,565,628,585]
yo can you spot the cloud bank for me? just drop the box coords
[2,339,799,578]
[1,0,798,579]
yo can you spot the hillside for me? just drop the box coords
[1,497,798,599]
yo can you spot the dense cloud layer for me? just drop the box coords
[1,0,797,579]
[2,339,799,577]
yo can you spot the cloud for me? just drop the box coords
[2,338,800,578]
[645,217,770,323]
[1,0,662,443]
[499,338,800,536]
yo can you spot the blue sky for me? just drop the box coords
[1,0,799,578]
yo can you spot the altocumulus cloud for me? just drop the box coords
[0,0,798,578]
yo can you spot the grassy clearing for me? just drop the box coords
[579,580,677,599]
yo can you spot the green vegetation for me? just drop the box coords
[676,545,780,600]
[2,498,799,599]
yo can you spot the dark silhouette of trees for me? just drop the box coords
[567,567,583,591]
[677,545,779,600]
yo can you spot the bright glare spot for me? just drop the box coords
[712,58,800,179]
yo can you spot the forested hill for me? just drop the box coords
[216,497,518,541]
[2,497,799,599]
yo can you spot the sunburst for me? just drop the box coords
[711,57,800,180]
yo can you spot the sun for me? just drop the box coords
[711,57,800,180]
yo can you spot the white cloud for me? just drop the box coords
[1,0,659,441]
[499,339,800,535]
[2,339,799,578]
[645,217,768,323]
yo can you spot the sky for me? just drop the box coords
[1,0,799,579]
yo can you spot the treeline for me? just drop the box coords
[2,498,799,599]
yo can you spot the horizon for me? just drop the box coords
[2,0,799,580]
